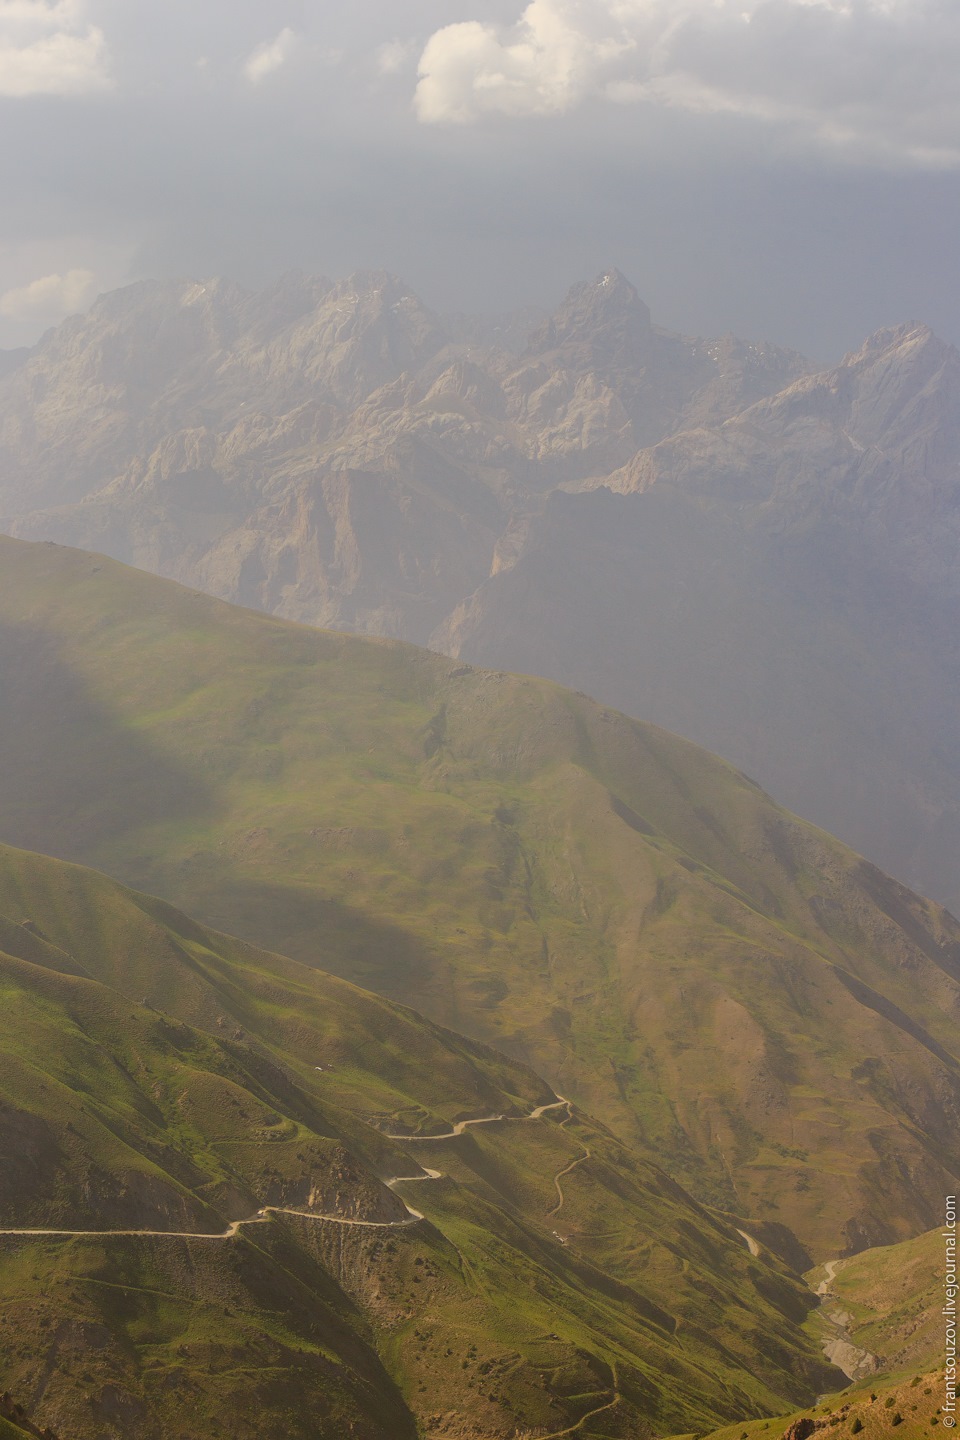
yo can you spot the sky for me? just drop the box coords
[0,0,958,360]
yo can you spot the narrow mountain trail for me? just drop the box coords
[817,1258,845,1295]
[381,1096,569,1142]
[547,1102,588,1218]
[0,1098,573,1243]
[381,1094,588,1224]
[547,1150,588,1218]
[539,1363,620,1439]
[383,1114,506,1142]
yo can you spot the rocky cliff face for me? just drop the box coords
[2,270,958,910]
[607,320,960,594]
[0,268,809,634]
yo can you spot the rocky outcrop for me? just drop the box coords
[780,1420,819,1440]
[266,1147,411,1225]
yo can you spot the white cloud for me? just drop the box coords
[414,0,960,166]
[0,0,110,96]
[243,26,296,85]
[0,267,95,320]
[0,0,83,25]
[416,1,634,123]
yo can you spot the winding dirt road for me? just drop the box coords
[383,1096,586,1224]
[546,1103,588,1218]
[0,1095,622,1429]
[0,1097,573,1242]
[382,1097,569,1142]
[385,1168,443,1188]
[0,1203,424,1242]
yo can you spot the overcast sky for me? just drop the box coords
[0,0,957,359]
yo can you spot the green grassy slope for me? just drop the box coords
[807,1229,944,1379]
[1,536,959,1261]
[0,1400,44,1440]
[689,1368,948,1440]
[0,839,842,1439]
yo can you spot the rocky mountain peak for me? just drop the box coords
[204,270,450,411]
[328,268,414,304]
[302,271,448,385]
[0,275,250,428]
[526,268,653,364]
[709,319,960,455]
[834,321,960,454]
[82,274,245,330]
[3,272,960,926]
[843,320,943,369]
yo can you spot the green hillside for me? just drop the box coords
[690,1367,948,1440]
[807,1228,944,1379]
[0,1401,44,1440]
[0,839,843,1439]
[1,536,959,1261]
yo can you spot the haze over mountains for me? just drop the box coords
[0,388,956,1432]
[1,267,956,918]
[2,537,960,1267]
[1,265,957,1430]
[0,533,954,1434]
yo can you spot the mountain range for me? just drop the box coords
[0,266,956,1437]
[1,269,958,918]
[2,535,959,1262]
[0,534,952,1435]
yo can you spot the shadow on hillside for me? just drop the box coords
[0,620,212,861]
[173,873,443,1003]
[226,1229,422,1439]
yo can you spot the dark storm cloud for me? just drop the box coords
[0,0,957,358]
